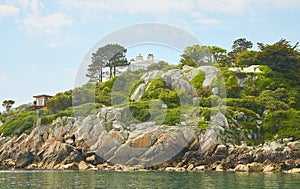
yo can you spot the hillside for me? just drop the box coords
[1,62,300,144]
[1,38,300,146]
[1,62,300,171]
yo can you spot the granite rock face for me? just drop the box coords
[0,102,231,170]
[184,66,219,87]
[1,105,299,172]
[0,108,299,172]
[130,66,220,105]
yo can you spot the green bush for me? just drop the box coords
[94,77,121,106]
[72,87,95,106]
[147,61,178,71]
[198,119,209,130]
[262,109,300,140]
[41,115,56,125]
[158,90,180,108]
[0,111,37,136]
[225,96,263,115]
[142,77,180,108]
[129,101,151,122]
[199,95,221,108]
[47,90,72,114]
[190,71,205,89]
[163,107,181,125]
[258,90,290,111]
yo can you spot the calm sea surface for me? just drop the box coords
[0,170,299,189]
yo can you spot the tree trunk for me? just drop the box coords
[98,65,102,82]
[113,65,116,77]
[109,66,112,79]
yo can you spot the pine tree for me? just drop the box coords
[86,44,128,82]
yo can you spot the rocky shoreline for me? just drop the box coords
[0,110,299,173]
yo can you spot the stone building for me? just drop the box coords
[128,54,155,72]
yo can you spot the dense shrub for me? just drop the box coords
[163,107,181,126]
[142,77,180,108]
[129,101,151,122]
[0,111,37,136]
[262,110,300,140]
[199,95,221,108]
[225,96,263,115]
[47,90,72,114]
[190,71,205,89]
[147,61,178,71]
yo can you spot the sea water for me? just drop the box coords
[0,170,299,189]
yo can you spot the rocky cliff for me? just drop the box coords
[0,109,299,172]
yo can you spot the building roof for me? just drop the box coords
[33,94,53,98]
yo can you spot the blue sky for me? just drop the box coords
[0,0,300,111]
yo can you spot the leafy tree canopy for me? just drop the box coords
[232,38,253,53]
[86,44,128,82]
[236,50,260,66]
[207,46,228,65]
[2,100,15,112]
[257,39,300,82]
[180,45,213,67]
[229,38,253,64]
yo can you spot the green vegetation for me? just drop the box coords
[86,44,129,82]
[47,90,72,114]
[262,110,300,140]
[147,61,178,71]
[1,39,300,145]
[190,71,205,89]
[0,111,36,136]
[141,77,180,108]
[180,45,213,67]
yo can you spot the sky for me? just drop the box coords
[0,0,300,111]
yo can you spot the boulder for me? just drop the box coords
[86,155,104,165]
[247,162,263,172]
[162,69,196,96]
[165,167,176,172]
[211,113,229,129]
[62,163,79,170]
[193,165,206,171]
[263,165,281,172]
[97,163,108,170]
[15,151,34,168]
[287,141,300,151]
[187,164,194,171]
[283,138,293,144]
[215,164,224,172]
[78,161,89,170]
[269,141,284,151]
[286,168,300,174]
[235,164,249,172]
[175,167,186,172]
[112,121,124,131]
[141,70,164,83]
[199,129,219,153]
[263,141,284,152]
[214,144,227,156]
[184,66,218,87]
[183,65,193,71]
